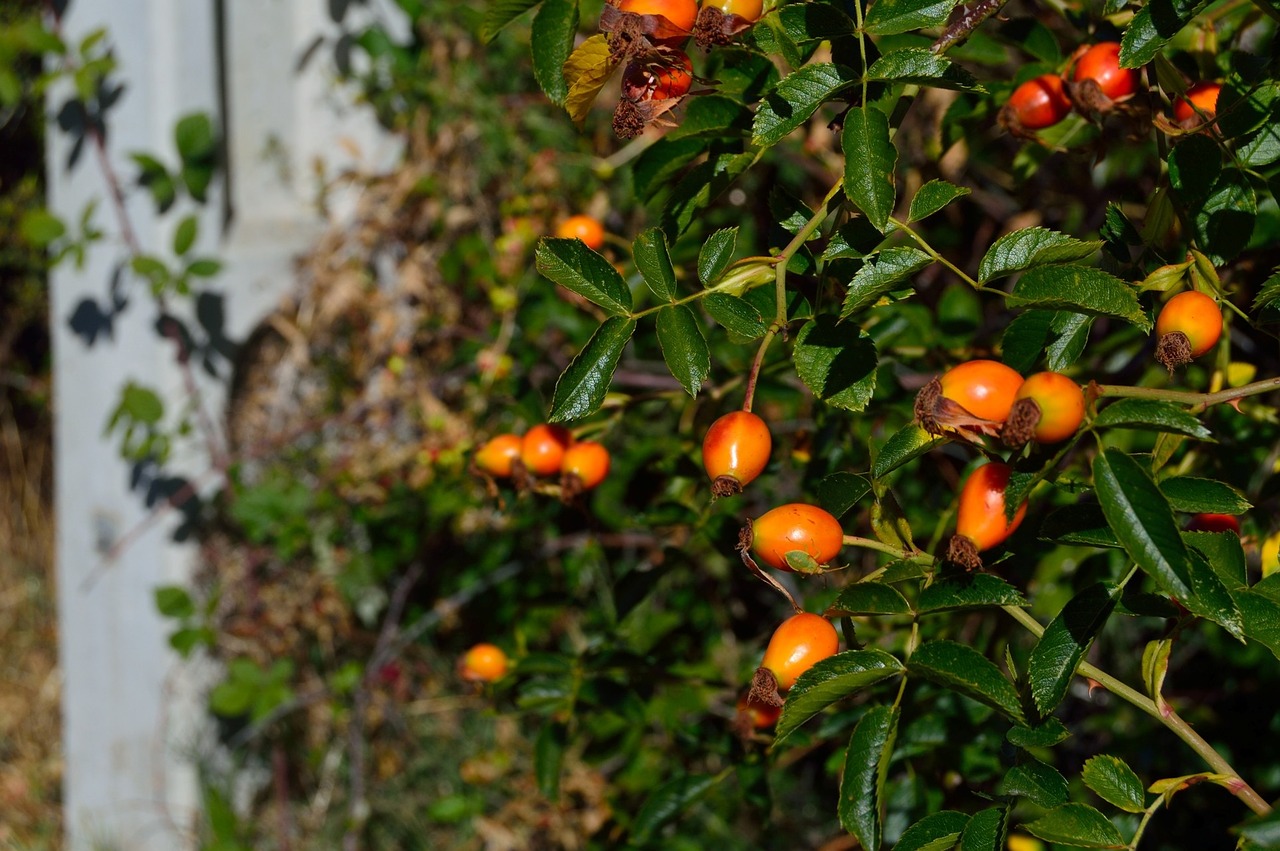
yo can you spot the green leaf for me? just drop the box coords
[480,0,540,41]
[121,382,164,424]
[1168,135,1220,202]
[1236,809,1280,848]
[1232,589,1280,662]
[1008,717,1071,748]
[530,0,577,106]
[1142,638,1173,702]
[840,247,932,318]
[816,472,872,519]
[979,228,1104,282]
[173,215,198,256]
[535,722,567,801]
[548,318,636,422]
[960,806,1008,851]
[535,238,633,316]
[1093,399,1212,439]
[186,259,222,278]
[908,179,971,222]
[866,48,981,91]
[662,150,757,237]
[827,582,913,617]
[1083,754,1146,813]
[631,774,723,842]
[655,305,709,396]
[1094,450,1192,599]
[1119,0,1210,69]
[1027,583,1120,717]
[1190,170,1257,264]
[839,705,898,850]
[773,649,905,745]
[997,758,1071,808]
[752,63,859,147]
[917,574,1028,613]
[698,228,738,285]
[842,107,898,233]
[1023,803,1127,848]
[1041,504,1121,549]
[174,113,216,163]
[634,227,677,302]
[155,585,195,619]
[1239,121,1280,167]
[19,209,66,246]
[703,293,766,339]
[872,423,943,480]
[865,0,961,35]
[1005,266,1149,330]
[895,811,971,851]
[1160,476,1250,515]
[793,317,879,411]
[1185,532,1246,590]
[908,640,1024,723]
[1184,548,1245,640]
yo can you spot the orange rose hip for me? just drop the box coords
[702,410,771,496]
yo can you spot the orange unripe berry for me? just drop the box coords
[1007,74,1072,130]
[701,0,763,22]
[702,410,771,496]
[622,50,694,102]
[761,613,839,690]
[938,360,1025,422]
[1155,290,1223,369]
[460,643,508,682]
[1071,42,1141,101]
[556,215,606,251]
[474,433,523,478]
[521,424,574,477]
[1173,81,1221,126]
[620,0,698,31]
[1187,513,1241,535]
[750,503,843,572]
[1009,372,1085,444]
[736,692,782,729]
[948,462,1027,570]
[561,440,611,491]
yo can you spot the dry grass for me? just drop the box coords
[0,390,60,848]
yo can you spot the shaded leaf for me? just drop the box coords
[631,774,724,842]
[549,318,636,422]
[866,47,981,91]
[1094,449,1192,599]
[1093,399,1212,440]
[816,472,872,519]
[1161,476,1250,515]
[909,640,1023,722]
[752,63,859,147]
[1008,717,1072,748]
[698,228,739,285]
[535,722,567,801]
[1119,0,1210,69]
[839,705,899,850]
[827,582,913,617]
[530,0,578,106]
[872,423,943,481]
[774,649,905,745]
[840,247,932,318]
[896,811,971,851]
[960,806,1008,851]
[480,0,540,42]
[998,758,1070,808]
[917,574,1027,613]
[1027,583,1119,717]
[703,293,766,339]
[793,317,878,411]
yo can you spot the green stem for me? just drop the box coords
[743,327,777,413]
[1093,376,1280,410]
[1001,605,1272,817]
[630,287,722,320]
[1127,797,1165,850]
[843,534,916,558]
[774,178,845,326]
[887,217,982,290]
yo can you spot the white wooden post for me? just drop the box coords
[49,2,400,848]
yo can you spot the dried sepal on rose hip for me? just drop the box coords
[749,612,840,707]
[999,73,1072,140]
[702,409,771,496]
[599,0,698,61]
[741,503,844,574]
[613,48,695,139]
[1154,290,1222,372]
[945,461,1027,572]
[1001,372,1086,448]
[915,359,1024,440]
[693,0,763,49]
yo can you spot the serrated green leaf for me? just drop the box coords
[908,179,971,222]
[827,582,913,617]
[1168,135,1220,202]
[998,758,1071,808]
[909,640,1024,723]
[895,811,971,851]
[1190,170,1256,265]
[793,317,878,411]
[1239,121,1280,167]
[842,107,898,233]
[1094,449,1193,599]
[631,774,723,842]
[1028,583,1120,717]
[1005,266,1149,330]
[866,47,981,91]
[1008,717,1072,748]
[655,305,709,397]
[960,806,1007,851]
[1024,803,1127,848]
[534,722,567,801]
[816,472,873,519]
[1232,589,1280,662]
[917,574,1028,613]
[1185,548,1245,640]
[530,0,576,106]
[752,63,860,147]
[1160,476,1250,515]
[1083,754,1146,813]
[703,293,766,339]
[1046,312,1094,371]
[872,423,943,480]
[865,0,961,34]
[535,238,632,316]
[839,705,898,850]
[979,228,1104,282]
[1093,399,1211,439]
[698,228,739,285]
[1119,0,1210,69]
[634,227,677,302]
[774,649,905,745]
[841,247,932,318]
[480,0,540,42]
[549,318,636,422]
[1185,532,1246,590]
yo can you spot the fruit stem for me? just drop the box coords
[743,327,777,413]
[1092,375,1280,410]
[774,177,845,327]
[1001,604,1272,817]
[842,534,915,558]
[1126,796,1166,850]
[888,217,983,290]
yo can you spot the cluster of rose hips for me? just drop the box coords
[474,423,612,500]
[1000,40,1222,138]
[597,0,764,139]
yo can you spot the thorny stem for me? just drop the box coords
[1093,376,1280,411]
